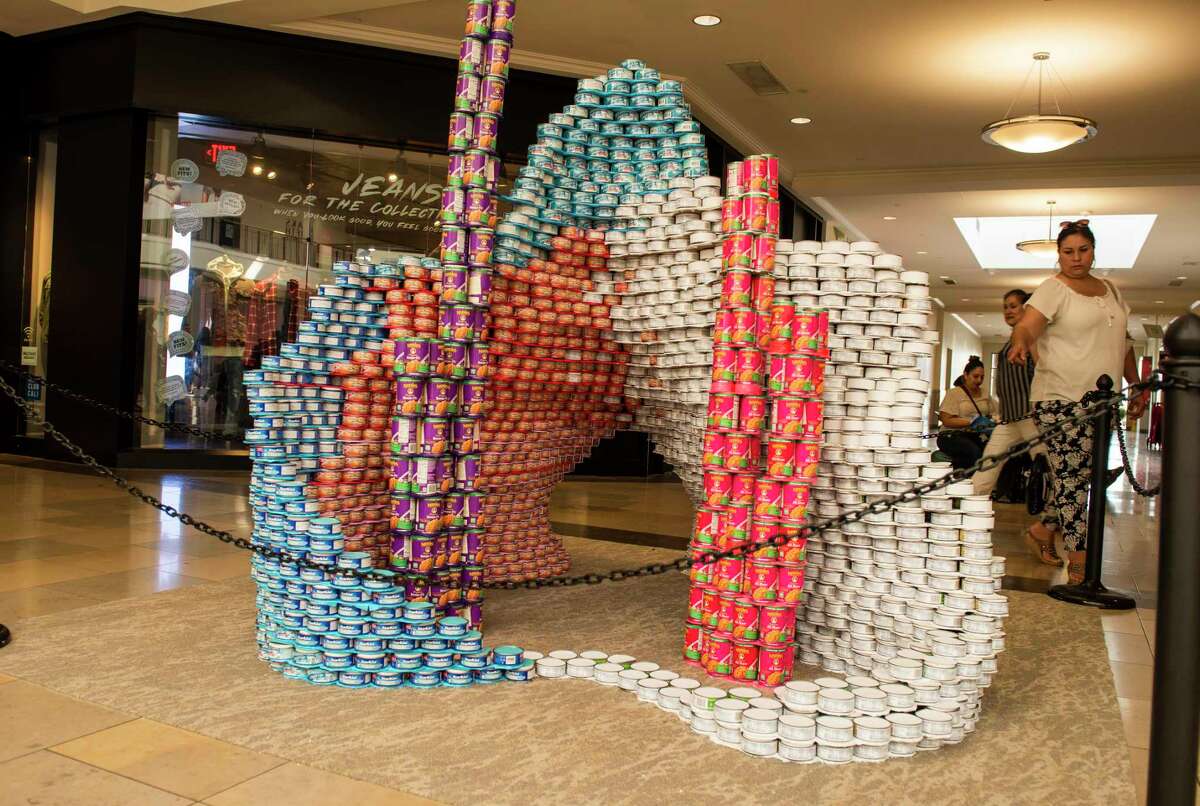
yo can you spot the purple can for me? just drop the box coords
[388,537,408,571]
[447,153,466,189]
[480,75,507,116]
[438,340,468,379]
[465,492,485,527]
[490,0,515,40]
[434,533,450,567]
[395,378,425,416]
[452,417,478,453]
[467,228,494,267]
[463,530,483,562]
[468,343,490,379]
[448,111,474,152]
[473,112,500,154]
[406,574,431,601]
[463,149,488,190]
[461,380,487,417]
[455,454,480,489]
[390,417,419,453]
[465,188,493,227]
[440,188,464,225]
[441,266,468,304]
[426,378,459,416]
[396,337,432,376]
[412,456,439,496]
[464,0,492,37]
[430,575,449,608]
[454,71,481,113]
[390,455,412,493]
[438,455,456,493]
[439,305,477,342]
[421,418,450,455]
[458,37,483,74]
[484,39,510,78]
[459,600,483,628]
[446,492,466,528]
[460,564,482,589]
[440,226,467,265]
[391,494,414,531]
[407,535,436,570]
[415,496,443,536]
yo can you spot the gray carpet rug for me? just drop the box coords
[0,536,1134,806]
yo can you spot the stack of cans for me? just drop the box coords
[247,259,526,687]
[682,156,823,689]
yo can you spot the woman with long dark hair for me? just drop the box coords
[1008,220,1148,584]
[936,356,998,469]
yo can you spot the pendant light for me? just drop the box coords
[982,52,1098,154]
[1016,200,1060,260]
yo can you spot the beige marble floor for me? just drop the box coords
[0,439,1188,805]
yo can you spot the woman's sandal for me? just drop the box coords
[1024,527,1060,567]
[1067,551,1087,585]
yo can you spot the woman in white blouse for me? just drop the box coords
[1008,221,1147,584]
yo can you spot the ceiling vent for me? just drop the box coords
[1168,278,1184,287]
[940,276,958,286]
[1143,323,1165,338]
[727,61,789,96]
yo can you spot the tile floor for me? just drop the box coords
[0,438,1190,804]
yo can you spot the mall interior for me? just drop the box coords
[0,1,1198,804]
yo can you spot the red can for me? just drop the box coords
[753,478,783,521]
[724,432,758,471]
[744,193,770,233]
[738,395,767,432]
[786,355,826,397]
[731,641,760,681]
[713,309,736,344]
[732,598,760,641]
[700,588,720,628]
[716,591,738,634]
[765,437,795,479]
[725,161,745,195]
[735,348,764,390]
[749,520,780,557]
[752,235,777,273]
[768,303,793,353]
[683,620,704,661]
[767,355,787,395]
[701,430,727,469]
[715,556,744,594]
[703,470,732,507]
[757,643,794,686]
[730,308,757,347]
[752,274,775,311]
[711,346,737,390]
[795,442,822,479]
[723,233,753,269]
[706,634,733,676]
[782,482,811,525]
[760,604,796,644]
[777,563,806,604]
[757,310,773,351]
[770,396,805,437]
[693,507,724,546]
[691,556,716,586]
[794,308,830,355]
[707,393,739,430]
[722,270,753,307]
[726,504,752,542]
[744,154,779,199]
[720,197,743,233]
[767,199,780,235]
[688,586,705,621]
[746,559,779,603]
[780,532,808,564]
[730,473,756,506]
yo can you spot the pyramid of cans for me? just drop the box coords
[606,175,724,504]
[771,240,1009,749]
[246,259,529,688]
[484,57,710,579]
[680,155,830,689]
[532,647,962,763]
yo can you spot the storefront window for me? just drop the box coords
[19,131,57,438]
[135,115,514,450]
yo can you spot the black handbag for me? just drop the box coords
[1025,453,1052,515]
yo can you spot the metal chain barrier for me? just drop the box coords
[1114,415,1161,497]
[0,370,1188,592]
[0,359,233,442]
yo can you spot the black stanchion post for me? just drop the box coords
[0,624,9,649]
[1048,374,1136,609]
[1147,312,1200,806]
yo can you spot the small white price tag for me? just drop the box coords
[170,158,199,183]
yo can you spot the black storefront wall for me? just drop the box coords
[4,12,820,474]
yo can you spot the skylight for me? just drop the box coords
[953,214,1157,270]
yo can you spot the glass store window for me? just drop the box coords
[135,115,512,451]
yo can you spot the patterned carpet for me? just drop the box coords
[0,536,1134,806]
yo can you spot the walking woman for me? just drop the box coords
[1008,221,1148,584]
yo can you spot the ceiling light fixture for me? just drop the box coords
[917,250,928,255]
[981,52,1098,154]
[388,172,399,182]
[251,164,264,176]
[789,117,812,125]
[883,216,897,221]
[1155,300,1165,304]
[692,14,721,26]
[1016,200,1060,260]
[267,170,277,180]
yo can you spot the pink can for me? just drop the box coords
[724,433,758,471]
[703,471,732,507]
[690,557,716,587]
[765,437,794,479]
[683,620,704,661]
[722,234,753,270]
[781,482,811,525]
[726,504,752,543]
[715,556,744,594]
[767,355,787,394]
[760,604,796,645]
[721,197,743,233]
[701,431,726,469]
[706,634,732,677]
[793,308,830,355]
[731,641,759,682]
[795,442,822,479]
[700,590,719,628]
[732,599,760,641]
[752,235,776,272]
[777,563,806,604]
[693,507,724,546]
[706,393,739,430]
[753,478,783,521]
[723,270,753,306]
[749,521,779,559]
[780,533,807,564]
[688,587,705,621]
[730,473,756,506]
[786,354,826,397]
[738,395,767,432]
[713,309,736,344]
[734,348,763,390]
[716,592,738,634]
[711,346,738,391]
[757,644,794,687]
[746,560,779,604]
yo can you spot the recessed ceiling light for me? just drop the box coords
[692,14,721,26]
[917,250,928,255]
[1177,276,1188,280]
[883,216,897,221]
[961,298,971,302]
[789,117,812,125]
[1155,300,1164,304]
[1080,210,1092,215]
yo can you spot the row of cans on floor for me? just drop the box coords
[696,474,816,523]
[684,620,797,686]
[688,586,802,642]
[393,377,487,417]
[711,307,831,354]
[701,428,824,476]
[392,337,490,380]
[706,394,825,438]
[687,553,807,607]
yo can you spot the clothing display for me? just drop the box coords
[242,280,280,369]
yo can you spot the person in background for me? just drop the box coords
[936,356,999,470]
[1008,220,1148,585]
[970,290,1056,564]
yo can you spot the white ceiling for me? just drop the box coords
[7,0,1200,315]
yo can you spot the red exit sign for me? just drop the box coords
[205,143,238,163]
